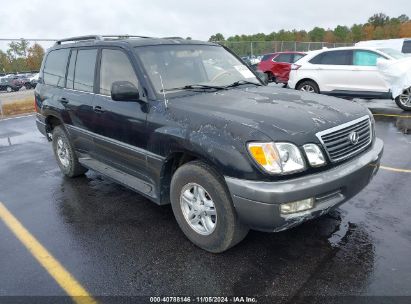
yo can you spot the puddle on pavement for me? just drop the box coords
[374,115,411,135]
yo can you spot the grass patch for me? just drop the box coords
[1,97,35,117]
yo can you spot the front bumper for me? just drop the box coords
[225,138,384,232]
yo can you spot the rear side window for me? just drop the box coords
[261,54,274,61]
[273,53,293,63]
[43,49,70,87]
[353,50,383,66]
[292,54,305,63]
[99,49,139,96]
[73,49,97,92]
[402,41,411,53]
[310,50,352,65]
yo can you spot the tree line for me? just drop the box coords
[209,13,411,43]
[0,39,45,74]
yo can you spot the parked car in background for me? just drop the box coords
[16,74,33,89]
[35,35,383,252]
[30,73,39,88]
[356,38,411,54]
[288,47,411,111]
[0,76,24,92]
[257,52,306,84]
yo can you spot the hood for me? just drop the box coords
[169,85,369,144]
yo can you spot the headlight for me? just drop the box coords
[303,144,326,167]
[248,142,305,174]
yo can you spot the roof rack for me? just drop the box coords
[162,37,184,39]
[54,35,152,46]
[102,35,152,39]
[54,35,102,45]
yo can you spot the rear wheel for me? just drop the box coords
[395,88,411,111]
[296,80,320,94]
[265,72,276,83]
[6,86,12,93]
[52,125,87,177]
[170,161,249,253]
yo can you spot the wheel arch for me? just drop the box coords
[159,150,222,205]
[45,115,64,140]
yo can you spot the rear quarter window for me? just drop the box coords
[43,49,70,87]
[292,54,305,63]
[274,53,293,63]
[261,54,274,61]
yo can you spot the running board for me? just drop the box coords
[79,157,158,202]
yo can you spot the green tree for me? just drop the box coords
[397,14,409,23]
[334,25,350,42]
[351,24,363,42]
[209,33,225,42]
[308,27,326,41]
[7,39,30,58]
[368,13,390,27]
[0,50,11,73]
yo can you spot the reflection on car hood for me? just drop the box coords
[170,86,369,142]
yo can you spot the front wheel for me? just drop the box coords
[296,80,320,94]
[170,161,249,253]
[395,88,411,111]
[6,86,12,93]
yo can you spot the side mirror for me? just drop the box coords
[255,71,269,85]
[111,81,140,102]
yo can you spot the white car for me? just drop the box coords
[29,73,39,82]
[288,47,411,111]
[356,38,411,54]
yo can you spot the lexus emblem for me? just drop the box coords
[349,131,359,145]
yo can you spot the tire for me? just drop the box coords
[52,125,87,177]
[265,72,276,83]
[6,86,12,93]
[296,80,320,94]
[395,88,411,111]
[170,161,249,253]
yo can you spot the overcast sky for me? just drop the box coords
[0,0,410,50]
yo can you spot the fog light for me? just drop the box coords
[280,198,314,214]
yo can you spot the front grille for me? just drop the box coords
[317,116,372,163]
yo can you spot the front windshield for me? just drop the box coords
[134,44,260,93]
[378,48,406,59]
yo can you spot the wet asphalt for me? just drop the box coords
[0,100,410,303]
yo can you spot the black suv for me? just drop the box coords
[35,35,384,252]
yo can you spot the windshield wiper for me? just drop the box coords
[224,80,262,88]
[161,84,227,92]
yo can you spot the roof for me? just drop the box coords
[50,35,218,50]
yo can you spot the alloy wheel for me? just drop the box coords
[56,137,70,167]
[300,85,315,93]
[399,88,411,107]
[180,183,217,235]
